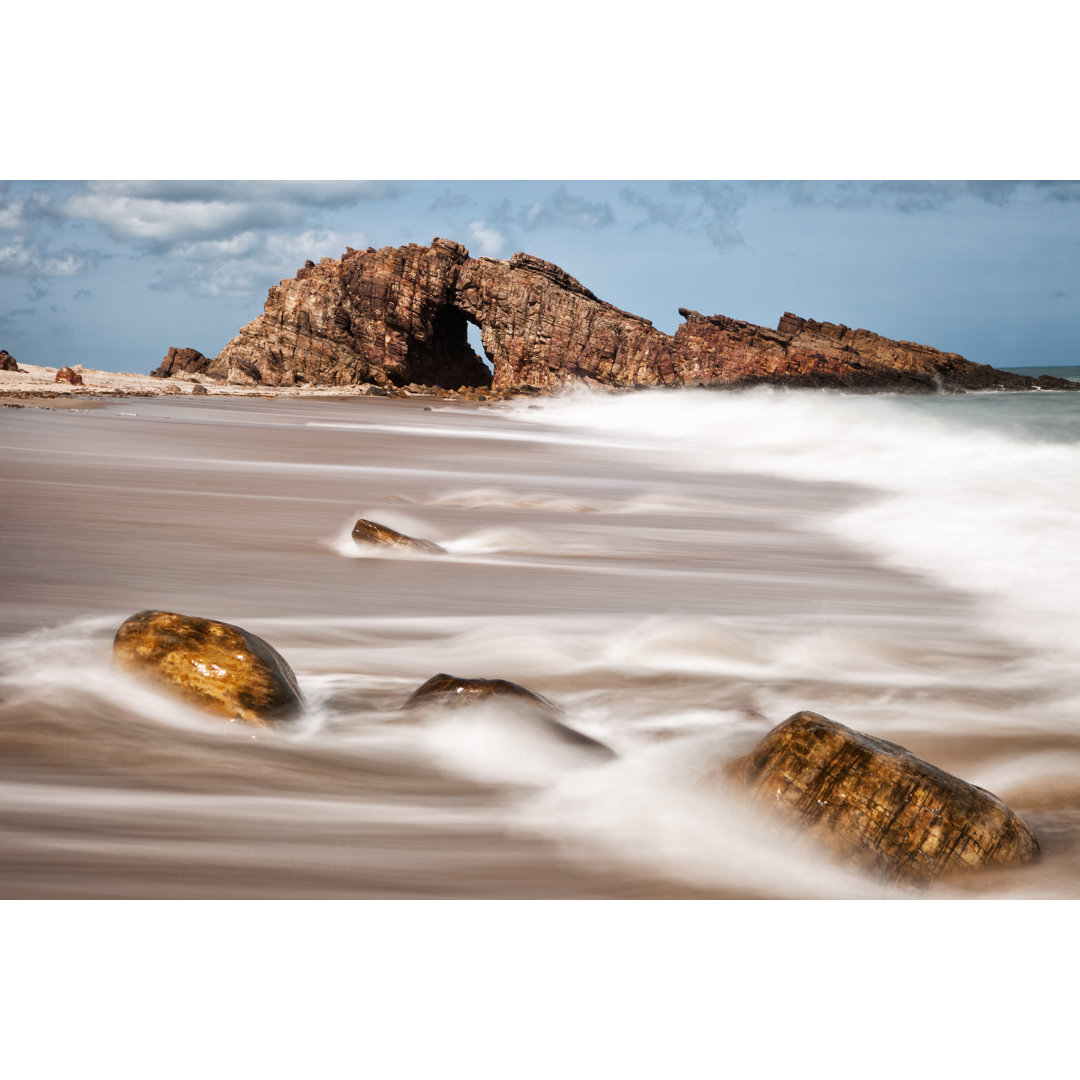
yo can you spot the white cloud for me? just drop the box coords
[621,181,747,250]
[170,231,267,262]
[58,181,403,249]
[0,237,87,277]
[154,228,363,297]
[467,220,506,257]
[519,187,613,230]
[89,181,402,207]
[0,202,24,231]
[62,190,285,246]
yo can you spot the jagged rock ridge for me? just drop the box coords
[155,238,1078,393]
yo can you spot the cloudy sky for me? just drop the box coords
[2,179,1077,375]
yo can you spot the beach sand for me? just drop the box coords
[1,392,1075,898]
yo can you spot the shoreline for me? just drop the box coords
[6,360,1079,412]
[0,362,513,410]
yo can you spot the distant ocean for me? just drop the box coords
[1002,364,1080,380]
[1,379,1078,898]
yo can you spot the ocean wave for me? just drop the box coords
[508,388,1080,656]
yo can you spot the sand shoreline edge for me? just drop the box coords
[0,363,504,410]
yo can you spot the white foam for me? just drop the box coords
[510,388,1080,656]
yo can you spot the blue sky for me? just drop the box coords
[2,179,1077,374]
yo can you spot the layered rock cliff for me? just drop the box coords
[155,238,1077,393]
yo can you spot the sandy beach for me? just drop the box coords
[3,387,1077,898]
[0,362,509,410]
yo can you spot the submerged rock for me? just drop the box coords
[112,610,304,728]
[405,672,560,712]
[723,711,1040,886]
[351,518,445,554]
[403,672,615,759]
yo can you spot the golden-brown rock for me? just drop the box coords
[112,610,304,727]
[724,711,1040,886]
[55,366,83,385]
[351,518,445,554]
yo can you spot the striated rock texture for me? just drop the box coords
[152,347,214,379]
[724,711,1040,886]
[113,610,304,728]
[160,238,1078,393]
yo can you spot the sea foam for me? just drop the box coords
[509,387,1080,657]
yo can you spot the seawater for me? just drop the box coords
[1,385,1078,898]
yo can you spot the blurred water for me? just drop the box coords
[1,389,1077,897]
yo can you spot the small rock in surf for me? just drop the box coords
[721,711,1040,886]
[351,518,445,554]
[112,610,304,728]
[403,672,615,759]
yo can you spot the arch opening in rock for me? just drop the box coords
[400,302,493,389]
[466,319,494,376]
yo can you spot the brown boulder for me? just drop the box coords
[112,610,304,728]
[0,349,19,372]
[404,672,615,759]
[351,518,445,554]
[723,711,1040,886]
[190,382,209,395]
[152,347,214,379]
[55,366,83,385]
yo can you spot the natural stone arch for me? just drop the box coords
[162,237,1062,394]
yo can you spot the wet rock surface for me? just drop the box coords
[723,711,1041,886]
[112,610,304,728]
[351,518,445,554]
[158,238,1078,394]
[405,672,561,712]
[404,673,616,759]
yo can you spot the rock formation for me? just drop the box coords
[55,366,83,385]
[157,238,1078,393]
[113,610,304,728]
[351,518,445,554]
[0,349,20,372]
[153,347,215,379]
[722,711,1040,886]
